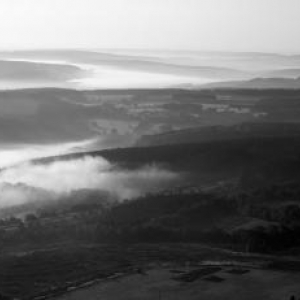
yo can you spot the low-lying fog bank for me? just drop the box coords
[0,156,179,209]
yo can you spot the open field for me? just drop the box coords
[56,266,300,300]
[0,243,300,299]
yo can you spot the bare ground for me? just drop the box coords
[56,265,300,300]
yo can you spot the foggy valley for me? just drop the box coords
[0,0,300,299]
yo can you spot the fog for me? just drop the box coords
[0,57,217,89]
[2,51,300,90]
[0,156,179,208]
[0,138,98,168]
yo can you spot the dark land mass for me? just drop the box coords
[136,122,300,146]
[1,88,300,145]
[0,136,299,298]
[35,136,300,188]
[1,88,300,298]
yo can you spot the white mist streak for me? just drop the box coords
[0,138,98,168]
[0,156,178,208]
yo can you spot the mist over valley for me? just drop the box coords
[0,6,300,298]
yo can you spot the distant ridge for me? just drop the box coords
[203,76,300,89]
[136,122,300,147]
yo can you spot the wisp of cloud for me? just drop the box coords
[0,156,179,208]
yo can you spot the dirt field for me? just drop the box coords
[56,266,300,300]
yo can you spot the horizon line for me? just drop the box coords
[0,47,299,56]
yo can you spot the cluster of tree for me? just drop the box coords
[1,180,300,254]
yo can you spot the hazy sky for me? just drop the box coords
[0,0,299,52]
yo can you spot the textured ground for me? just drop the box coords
[56,266,300,300]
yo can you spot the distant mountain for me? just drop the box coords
[203,76,300,89]
[2,49,300,70]
[0,60,84,82]
[261,68,300,79]
[0,50,251,80]
[2,50,300,89]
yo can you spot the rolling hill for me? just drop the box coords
[203,76,300,89]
